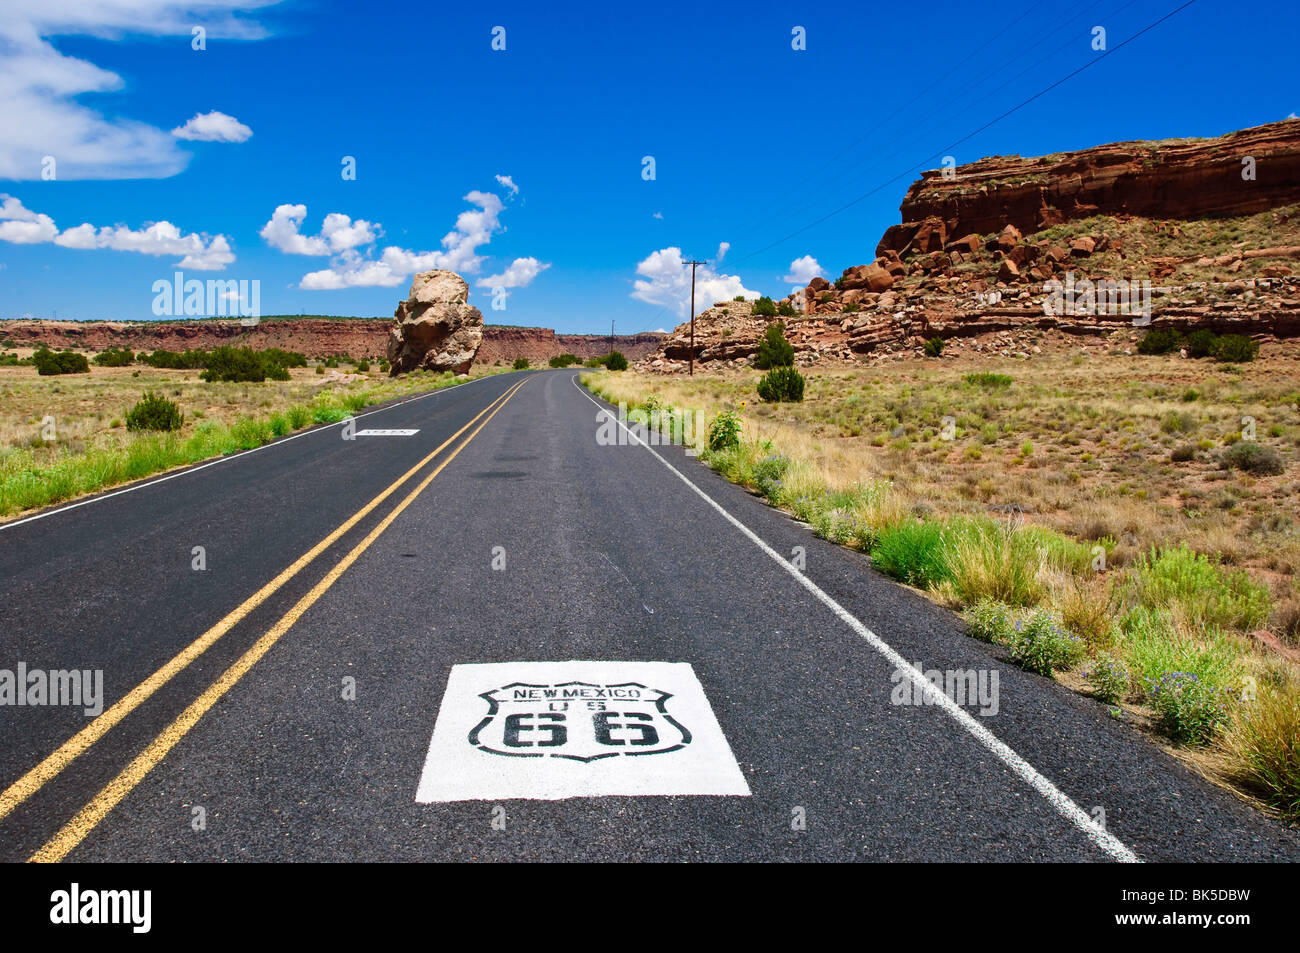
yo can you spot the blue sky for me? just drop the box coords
[0,0,1296,334]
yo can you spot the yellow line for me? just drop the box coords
[0,378,526,825]
[31,377,526,862]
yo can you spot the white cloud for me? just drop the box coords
[0,193,234,268]
[0,196,59,243]
[715,241,730,263]
[259,205,378,256]
[292,189,523,290]
[171,110,252,143]
[495,174,519,198]
[652,211,663,220]
[631,246,759,317]
[783,254,823,284]
[0,3,273,180]
[477,257,549,289]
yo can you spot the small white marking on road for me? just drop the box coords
[573,374,1140,863]
[0,374,498,532]
[354,429,419,436]
[416,661,750,802]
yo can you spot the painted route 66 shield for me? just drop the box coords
[469,680,691,762]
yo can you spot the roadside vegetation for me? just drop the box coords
[583,349,1300,818]
[0,348,501,520]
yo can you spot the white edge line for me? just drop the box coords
[572,373,1141,864]
[0,372,511,532]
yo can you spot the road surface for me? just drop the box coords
[1,369,1297,862]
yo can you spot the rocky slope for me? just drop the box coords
[643,119,1300,372]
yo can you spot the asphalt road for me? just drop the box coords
[1,368,1298,862]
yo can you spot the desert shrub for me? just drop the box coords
[707,410,741,451]
[1170,444,1196,462]
[512,357,530,370]
[1223,441,1283,475]
[1213,334,1259,363]
[268,412,290,437]
[124,392,183,432]
[752,296,778,317]
[1160,410,1193,434]
[757,365,805,403]
[872,521,951,589]
[964,599,1014,644]
[1084,652,1130,704]
[583,356,604,367]
[1145,671,1233,745]
[777,302,797,317]
[287,405,311,429]
[964,372,1012,389]
[142,349,205,369]
[378,359,390,373]
[33,349,89,375]
[200,346,288,382]
[754,321,795,369]
[604,351,628,371]
[1120,606,1242,687]
[355,360,370,372]
[1225,687,1300,816]
[943,519,1045,607]
[1184,329,1219,358]
[94,347,134,367]
[923,337,944,357]
[1137,328,1183,355]
[752,454,791,501]
[1131,545,1270,633]
[549,353,580,368]
[260,348,307,369]
[1008,609,1084,676]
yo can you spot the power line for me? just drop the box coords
[732,0,1198,266]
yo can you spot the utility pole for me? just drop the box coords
[610,319,614,357]
[683,259,706,376]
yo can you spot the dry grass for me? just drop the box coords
[0,356,504,520]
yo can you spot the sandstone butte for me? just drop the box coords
[644,118,1300,372]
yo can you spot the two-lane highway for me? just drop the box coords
[2,369,1299,861]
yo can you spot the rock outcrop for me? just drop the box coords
[386,270,484,375]
[878,119,1300,257]
[640,119,1300,373]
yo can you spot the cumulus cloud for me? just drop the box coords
[715,241,730,263]
[783,254,823,285]
[171,110,253,142]
[631,246,759,317]
[0,2,272,180]
[0,196,59,244]
[495,174,519,198]
[0,194,234,268]
[290,187,529,291]
[477,257,549,290]
[259,205,378,256]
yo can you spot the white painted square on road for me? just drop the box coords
[355,429,419,436]
[416,661,751,802]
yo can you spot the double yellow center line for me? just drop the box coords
[5,376,528,862]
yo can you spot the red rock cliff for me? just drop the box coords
[878,119,1300,256]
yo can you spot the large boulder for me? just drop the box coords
[387,270,484,374]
